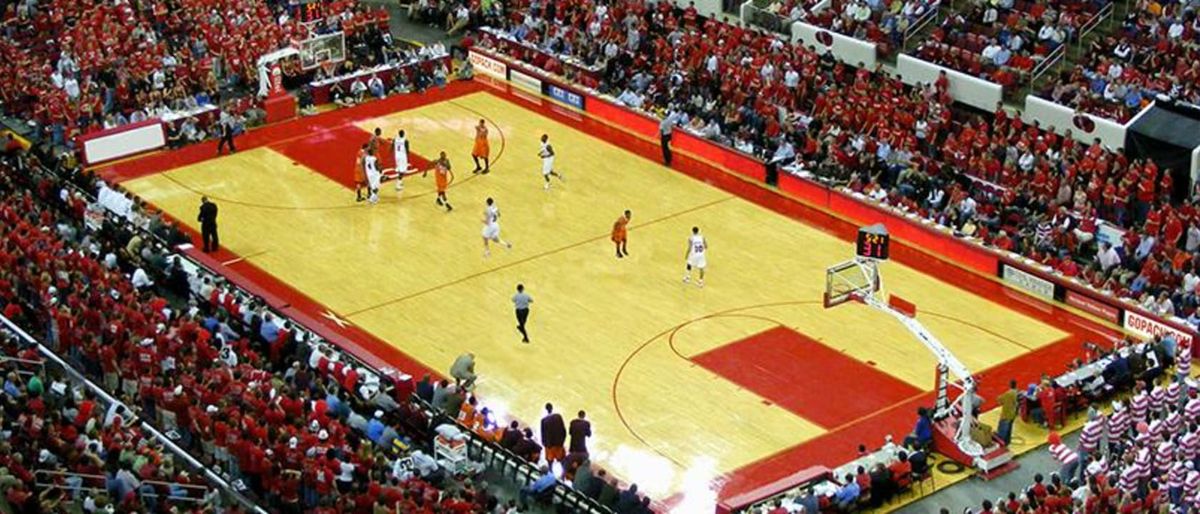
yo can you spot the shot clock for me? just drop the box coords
[856,223,890,261]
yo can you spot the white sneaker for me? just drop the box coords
[557,171,565,182]
[683,276,690,283]
[697,279,705,288]
[544,182,551,191]
[483,249,491,258]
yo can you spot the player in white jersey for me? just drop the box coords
[364,149,381,204]
[683,226,708,287]
[538,134,564,190]
[481,197,513,257]
[393,129,410,192]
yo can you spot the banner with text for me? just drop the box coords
[509,68,543,93]
[1064,291,1121,324]
[545,83,585,110]
[469,50,507,80]
[1000,263,1056,300]
[1124,310,1194,345]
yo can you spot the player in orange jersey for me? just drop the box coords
[471,119,490,174]
[424,151,454,212]
[612,210,631,258]
[353,143,367,202]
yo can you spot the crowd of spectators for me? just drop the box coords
[914,0,1111,90]
[803,0,940,55]
[473,0,1200,329]
[0,0,394,149]
[947,334,1200,514]
[1040,0,1200,121]
[0,324,224,513]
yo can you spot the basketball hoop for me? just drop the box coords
[823,257,881,308]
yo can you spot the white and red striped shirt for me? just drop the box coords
[1168,411,1185,434]
[1179,343,1192,377]
[1149,419,1166,443]
[1079,417,1105,453]
[1050,442,1079,465]
[1111,409,1131,440]
[1156,441,1175,470]
[1185,470,1200,501]
[1168,382,1184,406]
[1169,461,1188,489]
[1120,464,1143,493]
[1133,391,1150,420]
[1182,431,1200,461]
[1152,386,1167,412]
[1186,397,1200,421]
[1137,447,1154,479]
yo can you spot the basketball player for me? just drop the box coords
[368,127,383,154]
[683,226,707,287]
[481,197,512,257]
[364,148,381,204]
[393,129,409,192]
[612,210,631,258]
[538,134,564,190]
[471,119,490,174]
[423,151,453,212]
[354,143,368,202]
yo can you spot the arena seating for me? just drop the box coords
[0,0,391,146]
[1037,1,1200,121]
[802,0,940,56]
[0,322,225,512]
[914,0,1112,92]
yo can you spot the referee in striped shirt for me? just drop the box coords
[513,284,532,343]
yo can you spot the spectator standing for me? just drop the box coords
[996,380,1019,445]
[450,352,477,390]
[512,284,533,343]
[659,109,679,166]
[569,410,592,456]
[198,196,219,253]
[541,403,568,464]
[216,110,237,155]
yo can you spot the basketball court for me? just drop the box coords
[98,80,1116,506]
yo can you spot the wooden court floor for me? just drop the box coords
[119,90,1069,500]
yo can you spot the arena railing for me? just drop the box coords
[1079,2,1115,41]
[0,315,268,514]
[33,470,216,505]
[1026,2,1113,95]
[901,3,942,52]
[742,2,794,35]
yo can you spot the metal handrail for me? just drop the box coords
[33,470,213,502]
[0,354,46,376]
[902,2,942,51]
[1078,2,1114,40]
[1029,41,1067,86]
